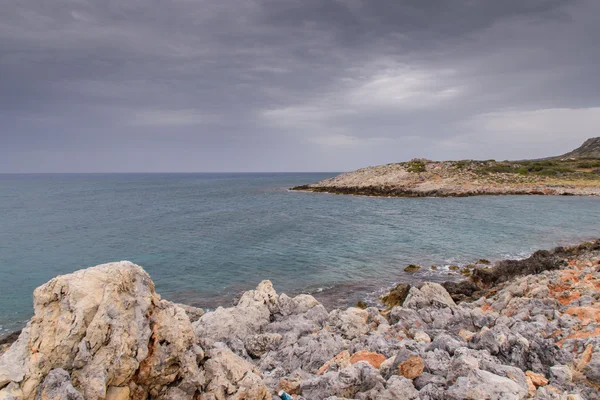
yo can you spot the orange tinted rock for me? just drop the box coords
[565,306,600,325]
[576,344,594,371]
[458,329,475,342]
[317,350,351,375]
[350,350,386,369]
[525,371,549,387]
[278,378,301,395]
[557,290,580,305]
[526,376,536,397]
[397,356,424,380]
[557,327,600,347]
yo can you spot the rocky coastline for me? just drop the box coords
[291,156,600,198]
[1,240,600,399]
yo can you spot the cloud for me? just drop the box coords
[458,107,600,159]
[346,67,464,109]
[130,109,211,126]
[1,0,600,171]
[309,134,361,147]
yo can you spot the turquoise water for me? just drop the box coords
[1,173,600,334]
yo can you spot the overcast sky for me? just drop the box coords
[1,0,599,172]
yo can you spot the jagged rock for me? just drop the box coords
[526,371,549,387]
[397,356,424,380]
[413,373,446,390]
[327,308,369,340]
[349,351,386,369]
[318,351,351,375]
[387,307,425,327]
[176,303,206,323]
[260,329,348,375]
[381,284,411,309]
[378,376,419,399]
[278,376,302,395]
[194,280,278,348]
[105,386,129,400]
[413,330,431,343]
[267,302,328,341]
[404,265,422,273]
[245,333,283,358]
[446,369,528,399]
[203,346,270,400]
[0,262,204,400]
[403,283,456,309]
[583,352,600,385]
[549,365,573,385]
[0,326,30,389]
[446,350,480,384]
[300,362,384,400]
[3,240,600,399]
[458,329,475,342]
[426,333,464,356]
[0,382,22,400]
[36,369,83,400]
[422,349,452,377]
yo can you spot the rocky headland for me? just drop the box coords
[2,240,600,399]
[292,138,600,197]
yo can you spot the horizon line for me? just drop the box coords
[0,171,342,175]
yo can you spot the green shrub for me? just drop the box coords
[515,167,529,175]
[482,165,515,174]
[454,160,471,169]
[407,160,426,173]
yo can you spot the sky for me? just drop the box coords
[1,0,599,172]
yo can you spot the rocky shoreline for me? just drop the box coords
[291,158,600,198]
[1,241,600,399]
[290,184,589,198]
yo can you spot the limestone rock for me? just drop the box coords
[300,362,384,400]
[35,369,83,400]
[0,383,22,400]
[403,283,456,309]
[397,356,424,380]
[318,351,351,375]
[378,376,419,400]
[446,369,528,399]
[176,304,206,323]
[550,365,573,384]
[0,262,204,400]
[0,326,30,389]
[525,371,549,387]
[327,308,369,340]
[245,333,282,358]
[349,351,386,369]
[194,281,278,348]
[413,330,431,344]
[105,386,129,400]
[203,347,271,400]
[583,353,600,385]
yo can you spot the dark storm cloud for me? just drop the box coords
[1,0,599,172]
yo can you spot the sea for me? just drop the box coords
[1,172,600,335]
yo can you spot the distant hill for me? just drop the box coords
[292,137,600,197]
[555,137,600,160]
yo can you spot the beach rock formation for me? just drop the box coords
[0,262,204,400]
[2,240,600,399]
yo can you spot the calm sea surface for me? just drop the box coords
[2,173,600,334]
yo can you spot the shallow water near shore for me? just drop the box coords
[1,172,600,334]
